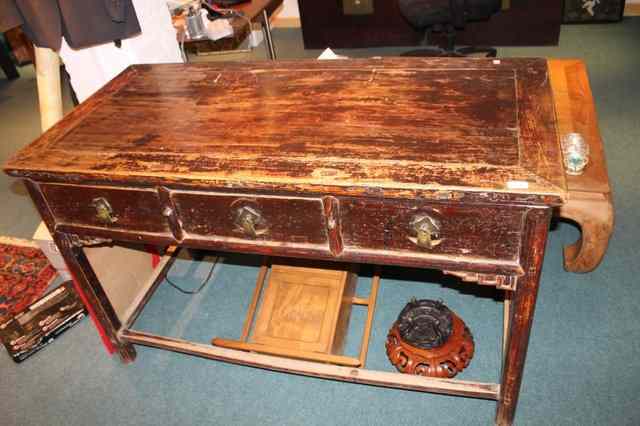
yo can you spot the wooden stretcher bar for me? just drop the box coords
[120,246,178,330]
[211,338,362,367]
[118,259,500,401]
[119,328,500,400]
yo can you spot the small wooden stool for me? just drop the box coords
[212,258,380,367]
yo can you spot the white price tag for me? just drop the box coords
[506,180,529,190]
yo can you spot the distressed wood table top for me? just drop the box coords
[3,58,612,426]
[4,58,565,204]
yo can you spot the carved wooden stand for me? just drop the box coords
[386,300,475,378]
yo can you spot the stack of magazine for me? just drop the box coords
[0,281,87,362]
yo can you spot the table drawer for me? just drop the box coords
[340,198,526,263]
[41,184,170,234]
[172,192,329,248]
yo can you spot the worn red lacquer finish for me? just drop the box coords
[5,58,608,426]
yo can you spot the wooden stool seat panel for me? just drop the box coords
[251,262,357,354]
[212,259,378,367]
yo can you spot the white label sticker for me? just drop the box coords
[507,180,529,189]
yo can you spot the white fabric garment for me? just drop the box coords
[59,0,183,103]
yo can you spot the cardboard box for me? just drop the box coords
[33,221,72,280]
[32,221,163,321]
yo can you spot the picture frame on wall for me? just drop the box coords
[563,0,626,23]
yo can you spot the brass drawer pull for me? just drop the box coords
[234,205,268,238]
[162,206,174,217]
[90,197,118,224]
[409,214,443,249]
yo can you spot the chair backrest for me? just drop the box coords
[451,0,466,28]
[398,0,501,30]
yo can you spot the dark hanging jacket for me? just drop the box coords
[0,0,141,50]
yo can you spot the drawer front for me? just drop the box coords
[41,184,170,234]
[172,192,329,248]
[340,198,525,263]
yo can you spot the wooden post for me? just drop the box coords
[23,180,137,363]
[34,46,63,132]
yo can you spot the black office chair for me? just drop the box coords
[398,0,501,57]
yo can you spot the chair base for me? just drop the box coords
[401,46,497,58]
[401,23,497,58]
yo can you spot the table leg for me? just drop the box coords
[496,208,551,426]
[23,181,136,363]
[55,232,137,363]
[262,10,277,60]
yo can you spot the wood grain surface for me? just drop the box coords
[340,198,527,262]
[251,262,354,353]
[4,58,565,203]
[548,59,614,272]
[548,59,610,195]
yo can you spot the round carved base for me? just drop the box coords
[386,305,474,378]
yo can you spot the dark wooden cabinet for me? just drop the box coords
[297,0,562,48]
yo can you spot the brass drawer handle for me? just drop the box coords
[234,205,267,238]
[90,197,118,224]
[162,206,174,217]
[409,214,443,249]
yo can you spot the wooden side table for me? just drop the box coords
[3,58,613,425]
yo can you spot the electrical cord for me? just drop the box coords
[164,257,218,295]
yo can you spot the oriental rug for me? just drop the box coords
[0,237,57,323]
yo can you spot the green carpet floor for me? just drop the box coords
[1,20,639,425]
